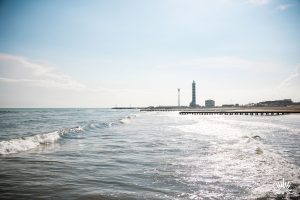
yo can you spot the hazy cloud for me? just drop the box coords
[157,56,279,71]
[278,64,300,89]
[276,4,293,11]
[248,0,271,6]
[0,54,86,91]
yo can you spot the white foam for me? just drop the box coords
[0,131,60,155]
[105,122,113,127]
[211,140,300,199]
[175,120,243,141]
[60,126,84,134]
[168,114,300,198]
[212,116,300,134]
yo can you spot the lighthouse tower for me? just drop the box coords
[190,80,196,107]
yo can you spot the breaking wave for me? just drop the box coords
[86,121,115,129]
[0,126,86,155]
[0,114,138,155]
[120,117,131,124]
[0,131,61,155]
[119,114,137,124]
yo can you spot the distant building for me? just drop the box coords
[189,80,197,107]
[205,99,215,108]
[257,99,293,107]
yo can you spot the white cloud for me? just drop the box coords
[273,63,300,102]
[278,64,300,89]
[0,54,86,91]
[276,4,293,11]
[157,56,279,71]
[0,53,163,107]
[248,0,271,6]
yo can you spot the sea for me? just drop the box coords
[0,108,299,199]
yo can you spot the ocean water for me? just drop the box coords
[0,108,299,199]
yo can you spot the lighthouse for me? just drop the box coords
[190,80,196,107]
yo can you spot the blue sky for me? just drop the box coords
[0,0,299,107]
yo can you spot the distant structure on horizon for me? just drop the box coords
[256,99,294,107]
[205,99,215,108]
[177,88,180,107]
[189,80,197,107]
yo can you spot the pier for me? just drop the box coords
[179,111,300,115]
[140,109,183,112]
[138,105,300,116]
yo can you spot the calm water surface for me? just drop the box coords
[0,108,299,199]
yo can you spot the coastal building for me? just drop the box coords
[189,80,197,107]
[205,99,215,108]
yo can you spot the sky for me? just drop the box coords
[0,0,299,107]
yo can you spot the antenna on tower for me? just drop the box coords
[177,88,180,107]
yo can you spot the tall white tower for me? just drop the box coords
[190,80,196,107]
[178,88,180,107]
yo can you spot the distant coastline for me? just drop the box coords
[113,105,300,113]
[112,99,300,113]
